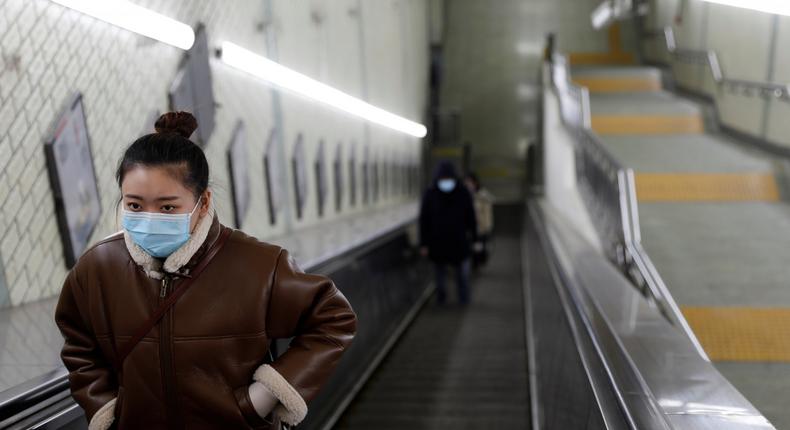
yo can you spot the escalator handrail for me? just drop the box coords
[543,49,707,358]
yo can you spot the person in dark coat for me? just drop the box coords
[419,161,477,304]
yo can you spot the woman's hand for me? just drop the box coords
[248,382,278,418]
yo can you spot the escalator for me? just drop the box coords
[0,202,771,429]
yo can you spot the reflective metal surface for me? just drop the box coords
[536,200,775,429]
[543,52,704,357]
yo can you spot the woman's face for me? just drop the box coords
[121,165,211,232]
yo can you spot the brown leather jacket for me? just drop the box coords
[55,213,356,429]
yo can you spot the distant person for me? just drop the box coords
[419,161,477,305]
[464,173,495,268]
[55,112,356,429]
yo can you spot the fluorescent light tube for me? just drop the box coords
[50,0,195,50]
[702,0,790,16]
[591,1,615,29]
[219,42,428,138]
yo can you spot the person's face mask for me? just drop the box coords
[122,198,201,258]
[438,178,456,193]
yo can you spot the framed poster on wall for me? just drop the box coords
[263,130,284,225]
[44,93,102,268]
[333,143,343,213]
[168,24,216,145]
[372,157,379,203]
[362,145,370,205]
[348,142,357,207]
[315,140,327,217]
[227,121,250,228]
[292,135,308,219]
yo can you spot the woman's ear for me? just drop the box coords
[200,189,212,217]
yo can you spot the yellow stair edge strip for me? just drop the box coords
[683,307,790,362]
[592,115,705,135]
[573,77,661,93]
[635,173,779,202]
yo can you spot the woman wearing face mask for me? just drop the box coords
[55,112,356,430]
[418,161,477,305]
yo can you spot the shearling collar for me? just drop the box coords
[123,205,218,280]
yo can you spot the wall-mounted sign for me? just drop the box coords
[263,130,284,225]
[168,24,216,145]
[44,93,102,268]
[292,135,308,219]
[333,143,343,213]
[227,121,249,228]
[362,145,370,205]
[315,140,327,217]
[349,142,357,207]
[372,154,379,203]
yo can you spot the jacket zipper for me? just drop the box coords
[159,276,183,429]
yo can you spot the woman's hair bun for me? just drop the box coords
[155,111,198,138]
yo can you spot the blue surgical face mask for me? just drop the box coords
[438,178,456,193]
[122,199,201,258]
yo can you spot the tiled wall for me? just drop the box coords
[439,0,612,203]
[0,0,429,307]
[643,0,790,145]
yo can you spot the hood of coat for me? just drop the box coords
[123,204,221,279]
[432,160,458,185]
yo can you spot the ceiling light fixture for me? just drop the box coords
[219,41,428,138]
[50,0,195,50]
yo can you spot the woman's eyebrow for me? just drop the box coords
[122,195,181,201]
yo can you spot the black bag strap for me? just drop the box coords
[113,228,232,372]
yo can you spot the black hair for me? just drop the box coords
[115,111,209,198]
[465,172,480,191]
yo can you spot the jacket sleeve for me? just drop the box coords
[55,267,118,429]
[254,249,357,426]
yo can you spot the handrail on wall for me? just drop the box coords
[547,50,707,359]
[663,26,790,101]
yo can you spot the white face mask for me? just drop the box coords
[438,178,456,193]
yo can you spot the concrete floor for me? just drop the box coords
[600,134,774,173]
[590,90,701,115]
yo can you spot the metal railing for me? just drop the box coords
[547,53,707,359]
[663,26,790,101]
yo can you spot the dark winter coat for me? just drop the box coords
[419,182,477,265]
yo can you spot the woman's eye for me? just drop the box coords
[127,202,141,211]
[161,205,176,212]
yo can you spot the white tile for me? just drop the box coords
[28,15,50,50]
[7,278,27,306]
[5,146,25,181]
[0,174,10,205]
[10,75,31,113]
[0,102,14,136]
[0,24,21,54]
[5,111,26,147]
[0,223,19,260]
[15,2,36,36]
[26,53,46,83]
[15,195,36,232]
[12,236,31,266]
[26,244,45,276]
